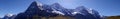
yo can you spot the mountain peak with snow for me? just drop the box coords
[5,13,13,17]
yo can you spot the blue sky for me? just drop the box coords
[0,0,120,17]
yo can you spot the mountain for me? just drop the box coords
[14,1,59,19]
[73,6,101,19]
[2,14,16,19]
[0,17,2,19]
[14,1,101,19]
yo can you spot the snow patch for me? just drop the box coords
[36,1,44,10]
[37,3,43,6]
[72,12,78,15]
[5,13,13,17]
[52,10,65,15]
[87,8,94,14]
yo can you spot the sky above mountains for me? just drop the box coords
[0,0,120,17]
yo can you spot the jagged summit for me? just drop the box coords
[29,1,38,6]
[51,3,65,9]
[25,1,43,12]
[32,1,43,6]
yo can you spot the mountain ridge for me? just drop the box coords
[2,1,101,19]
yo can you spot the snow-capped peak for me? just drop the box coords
[51,3,65,9]
[35,1,44,10]
[31,1,44,10]
[5,13,13,17]
[36,1,43,6]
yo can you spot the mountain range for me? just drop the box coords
[2,1,101,19]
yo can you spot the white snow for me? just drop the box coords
[37,3,43,6]
[37,3,44,10]
[72,12,78,15]
[71,11,86,15]
[5,13,13,17]
[52,10,65,15]
[72,12,82,15]
[87,8,94,14]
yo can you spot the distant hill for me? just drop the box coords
[106,15,120,19]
